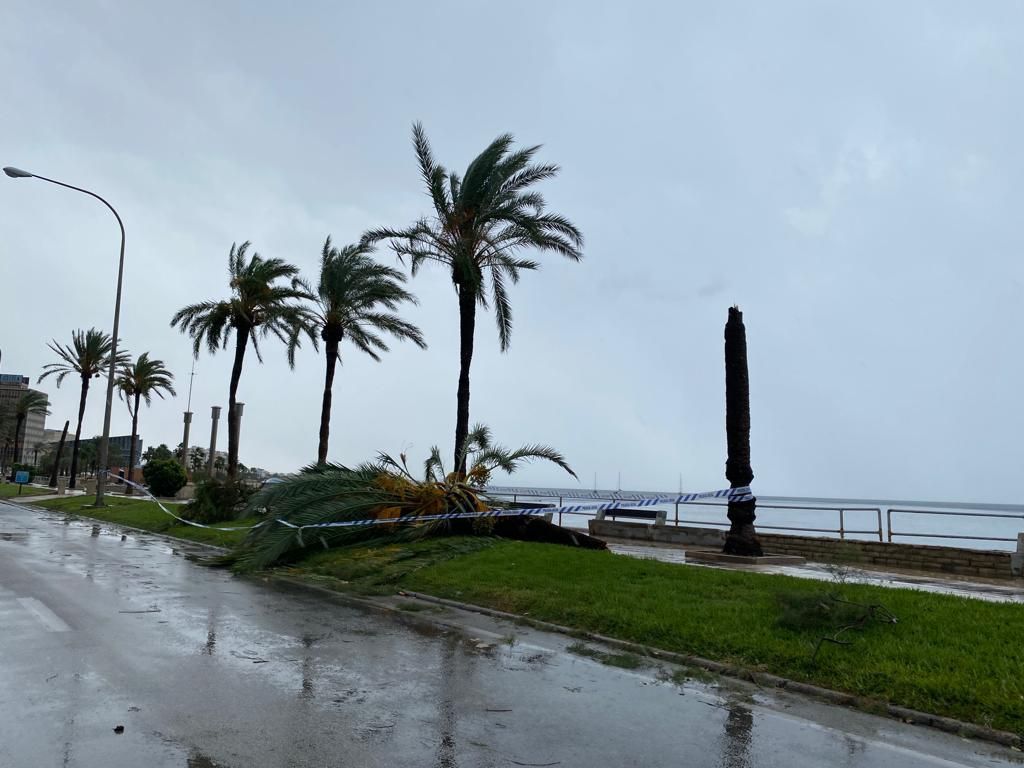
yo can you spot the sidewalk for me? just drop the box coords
[606,540,1024,604]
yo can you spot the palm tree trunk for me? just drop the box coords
[723,306,762,556]
[226,327,249,478]
[49,420,69,488]
[317,330,341,465]
[13,414,25,464]
[126,393,140,495]
[454,285,477,474]
[8,415,26,481]
[68,374,90,489]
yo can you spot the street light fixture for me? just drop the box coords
[3,165,126,507]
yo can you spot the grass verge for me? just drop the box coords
[33,495,256,549]
[0,483,50,498]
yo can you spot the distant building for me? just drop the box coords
[109,435,143,466]
[0,373,49,461]
[42,428,66,444]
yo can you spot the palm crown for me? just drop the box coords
[15,391,51,421]
[310,237,426,360]
[117,353,176,409]
[10,391,50,466]
[171,241,316,367]
[38,328,126,386]
[363,122,583,350]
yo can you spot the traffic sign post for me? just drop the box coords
[14,470,29,495]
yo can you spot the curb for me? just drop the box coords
[12,502,1022,751]
[399,591,1024,750]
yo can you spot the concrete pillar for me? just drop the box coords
[232,403,245,470]
[1012,533,1024,577]
[180,411,193,470]
[208,406,221,475]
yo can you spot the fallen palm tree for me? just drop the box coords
[227,425,603,569]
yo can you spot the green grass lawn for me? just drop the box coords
[0,483,50,498]
[296,538,1024,736]
[35,495,256,548]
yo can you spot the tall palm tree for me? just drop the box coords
[307,237,426,465]
[38,328,127,489]
[364,123,583,472]
[170,242,316,477]
[116,353,176,494]
[12,391,50,464]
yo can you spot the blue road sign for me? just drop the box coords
[14,471,29,484]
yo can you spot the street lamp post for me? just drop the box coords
[4,166,125,507]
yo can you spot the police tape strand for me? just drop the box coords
[96,472,752,541]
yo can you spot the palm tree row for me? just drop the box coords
[39,328,175,489]
[171,123,581,477]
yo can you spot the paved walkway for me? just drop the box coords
[606,540,1024,603]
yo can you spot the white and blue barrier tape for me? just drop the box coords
[100,472,752,543]
[485,485,753,504]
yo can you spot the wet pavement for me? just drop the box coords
[1,500,1021,768]
[606,541,1024,604]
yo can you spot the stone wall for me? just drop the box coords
[588,520,1020,580]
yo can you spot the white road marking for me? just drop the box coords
[16,597,71,632]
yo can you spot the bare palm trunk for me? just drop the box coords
[317,330,341,465]
[723,306,762,556]
[226,327,249,478]
[126,392,140,495]
[69,374,90,489]
[454,286,476,474]
[8,415,26,480]
[48,420,69,488]
[13,414,25,464]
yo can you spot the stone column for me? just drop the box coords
[180,411,193,470]
[208,406,221,475]
[232,403,245,473]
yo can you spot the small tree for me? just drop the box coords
[143,444,174,463]
[143,459,187,498]
[190,447,207,474]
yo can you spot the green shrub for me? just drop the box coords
[142,459,187,498]
[186,477,255,524]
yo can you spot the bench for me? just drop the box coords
[594,508,667,526]
[505,501,556,523]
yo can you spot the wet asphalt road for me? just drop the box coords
[0,500,1020,768]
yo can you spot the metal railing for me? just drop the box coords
[887,508,1024,546]
[489,491,883,541]
[673,501,883,541]
[487,486,1024,549]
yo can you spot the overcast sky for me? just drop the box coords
[2,1,1022,503]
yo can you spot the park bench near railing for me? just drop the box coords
[595,508,667,525]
